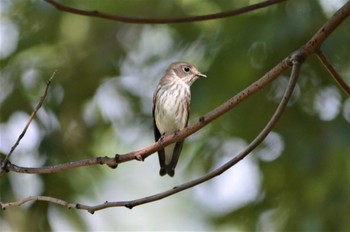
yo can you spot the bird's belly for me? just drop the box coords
[155,95,187,134]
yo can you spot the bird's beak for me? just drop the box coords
[196,72,207,78]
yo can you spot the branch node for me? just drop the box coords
[89,210,95,215]
[199,116,205,123]
[0,159,10,174]
[76,203,81,209]
[289,51,306,65]
[105,155,118,169]
[96,157,104,165]
[108,164,118,169]
[125,203,133,209]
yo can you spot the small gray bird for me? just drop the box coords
[153,62,207,177]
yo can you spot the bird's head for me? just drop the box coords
[167,62,207,86]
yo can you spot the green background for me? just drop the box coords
[1,0,349,231]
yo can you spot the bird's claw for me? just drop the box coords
[158,133,166,144]
[173,129,181,137]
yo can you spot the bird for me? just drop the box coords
[152,62,207,177]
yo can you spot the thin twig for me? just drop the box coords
[316,50,350,96]
[0,53,302,213]
[4,156,118,174]
[0,196,76,209]
[45,0,287,24]
[1,71,57,173]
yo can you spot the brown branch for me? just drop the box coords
[45,0,287,24]
[316,50,350,96]
[0,52,302,213]
[0,196,76,210]
[2,58,290,174]
[300,1,350,57]
[1,0,349,212]
[5,0,348,175]
[0,71,57,174]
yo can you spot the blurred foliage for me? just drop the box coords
[1,0,349,231]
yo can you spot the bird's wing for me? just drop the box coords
[153,93,166,176]
[166,95,190,177]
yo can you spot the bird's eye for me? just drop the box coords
[183,67,190,72]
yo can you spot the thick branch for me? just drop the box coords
[0,52,302,213]
[2,58,290,174]
[1,0,350,212]
[45,0,286,24]
[6,0,349,175]
[82,57,302,212]
[300,1,350,57]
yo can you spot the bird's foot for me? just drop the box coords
[157,133,166,144]
[135,154,144,161]
[173,129,181,137]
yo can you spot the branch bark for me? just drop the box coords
[4,1,349,176]
[1,56,301,213]
[1,0,350,212]
[45,0,287,24]
[316,50,350,96]
[1,59,290,174]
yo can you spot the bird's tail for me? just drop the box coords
[159,165,175,177]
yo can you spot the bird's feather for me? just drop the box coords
[152,62,205,177]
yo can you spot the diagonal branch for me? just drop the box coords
[80,56,302,212]
[0,71,57,174]
[316,50,350,96]
[1,0,350,213]
[2,0,350,175]
[45,0,287,24]
[0,52,302,213]
[2,58,291,174]
[300,1,350,57]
